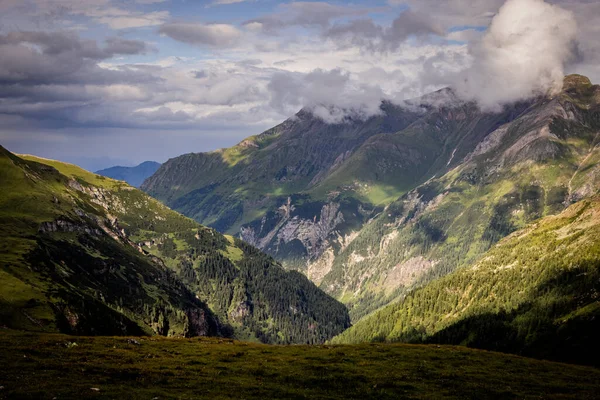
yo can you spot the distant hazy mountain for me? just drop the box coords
[96,161,161,187]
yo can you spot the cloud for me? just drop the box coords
[324,10,444,52]
[95,11,169,29]
[244,2,372,34]
[267,68,386,123]
[104,37,154,55]
[0,0,171,30]
[453,0,578,110]
[210,0,249,5]
[389,0,503,28]
[159,22,242,47]
[0,32,153,85]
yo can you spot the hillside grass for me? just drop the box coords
[331,195,600,366]
[1,330,599,400]
[19,155,124,189]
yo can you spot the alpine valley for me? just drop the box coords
[0,147,350,344]
[143,75,600,365]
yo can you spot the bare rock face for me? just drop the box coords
[384,257,437,290]
[39,219,103,236]
[276,202,344,259]
[185,308,216,337]
[241,198,356,272]
[229,302,250,323]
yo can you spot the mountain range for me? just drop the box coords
[3,74,599,366]
[142,74,600,364]
[96,161,161,188]
[0,148,349,343]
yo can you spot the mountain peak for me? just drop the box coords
[563,74,592,91]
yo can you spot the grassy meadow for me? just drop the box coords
[1,330,599,399]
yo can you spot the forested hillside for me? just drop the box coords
[0,147,350,343]
[331,195,600,366]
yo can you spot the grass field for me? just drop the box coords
[0,330,599,399]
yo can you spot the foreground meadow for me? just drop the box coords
[1,330,599,399]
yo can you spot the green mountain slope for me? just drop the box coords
[320,74,600,319]
[141,75,600,326]
[331,195,600,366]
[0,148,350,343]
[96,161,161,188]
[141,103,422,270]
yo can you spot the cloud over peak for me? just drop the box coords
[454,0,578,109]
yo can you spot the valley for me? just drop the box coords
[0,147,349,344]
[1,0,600,397]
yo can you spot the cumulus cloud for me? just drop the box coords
[159,22,242,47]
[453,0,578,110]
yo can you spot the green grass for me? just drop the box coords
[1,330,599,400]
[222,235,244,263]
[19,154,123,190]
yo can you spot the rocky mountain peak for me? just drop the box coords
[563,74,592,91]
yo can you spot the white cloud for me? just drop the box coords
[454,0,578,110]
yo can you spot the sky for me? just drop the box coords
[0,0,598,171]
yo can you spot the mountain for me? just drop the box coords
[96,161,161,188]
[0,148,350,343]
[143,74,600,323]
[331,194,600,366]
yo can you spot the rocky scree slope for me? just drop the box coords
[0,148,350,343]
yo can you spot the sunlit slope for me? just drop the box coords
[319,74,600,319]
[332,194,600,366]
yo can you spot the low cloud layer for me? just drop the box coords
[268,69,386,123]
